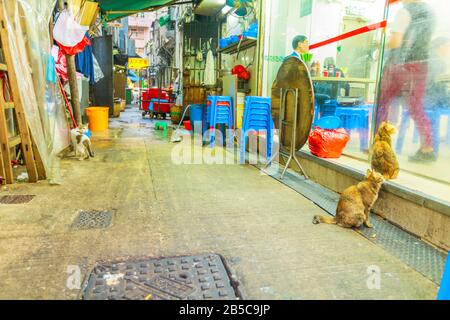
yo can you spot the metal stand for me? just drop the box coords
[264,88,308,180]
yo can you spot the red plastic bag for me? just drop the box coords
[232,64,251,80]
[308,127,350,158]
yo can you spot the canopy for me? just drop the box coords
[97,0,175,21]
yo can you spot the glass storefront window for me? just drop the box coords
[379,0,450,184]
[262,0,450,199]
[262,0,386,159]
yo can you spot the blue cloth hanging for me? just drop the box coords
[127,70,139,83]
[46,55,57,84]
[75,33,95,85]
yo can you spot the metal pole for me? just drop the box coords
[59,0,82,126]
[264,88,308,180]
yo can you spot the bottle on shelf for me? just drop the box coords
[310,61,316,76]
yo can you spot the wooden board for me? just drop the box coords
[271,57,315,152]
[0,2,39,183]
[0,97,13,183]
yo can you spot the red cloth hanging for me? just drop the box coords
[55,35,91,56]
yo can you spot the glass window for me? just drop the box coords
[378,0,450,184]
[263,0,386,159]
[262,0,450,200]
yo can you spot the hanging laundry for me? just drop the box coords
[93,54,104,83]
[75,33,95,85]
[204,39,216,86]
[51,45,68,82]
[56,35,91,56]
[53,10,88,48]
[53,10,90,55]
[46,55,57,84]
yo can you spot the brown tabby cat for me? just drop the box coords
[371,122,399,180]
[313,170,385,228]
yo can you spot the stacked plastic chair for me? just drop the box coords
[335,105,373,151]
[205,96,234,147]
[240,96,274,164]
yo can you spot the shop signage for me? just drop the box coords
[108,22,123,28]
[128,58,149,69]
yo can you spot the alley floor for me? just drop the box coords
[0,106,439,300]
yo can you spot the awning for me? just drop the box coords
[97,0,176,21]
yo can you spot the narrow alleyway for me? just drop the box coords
[0,107,438,299]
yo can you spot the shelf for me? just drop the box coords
[218,38,257,55]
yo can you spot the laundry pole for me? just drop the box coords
[59,0,82,127]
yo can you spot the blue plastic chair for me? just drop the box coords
[335,105,373,151]
[438,251,450,300]
[240,96,274,164]
[395,108,441,155]
[314,116,342,130]
[205,96,234,147]
[312,94,332,126]
[322,99,339,117]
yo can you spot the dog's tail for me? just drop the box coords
[312,215,337,225]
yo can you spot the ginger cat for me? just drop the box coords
[371,122,399,180]
[313,170,385,228]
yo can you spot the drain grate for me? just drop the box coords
[71,210,113,230]
[0,195,35,204]
[82,254,240,300]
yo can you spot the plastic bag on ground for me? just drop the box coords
[308,127,350,159]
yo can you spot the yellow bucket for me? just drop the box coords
[86,107,109,131]
[236,104,245,129]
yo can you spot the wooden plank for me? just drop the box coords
[0,102,13,183]
[0,143,5,180]
[8,135,21,147]
[0,5,38,183]
[31,134,46,181]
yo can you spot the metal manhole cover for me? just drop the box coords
[82,254,240,300]
[71,210,113,230]
[0,195,35,204]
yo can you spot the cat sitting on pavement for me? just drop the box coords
[70,125,94,161]
[312,170,384,229]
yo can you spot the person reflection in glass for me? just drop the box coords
[376,0,436,162]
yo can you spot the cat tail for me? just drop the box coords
[312,215,337,225]
[83,140,95,158]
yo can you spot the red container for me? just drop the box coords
[323,69,329,77]
[184,120,192,131]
